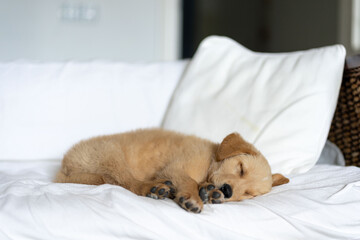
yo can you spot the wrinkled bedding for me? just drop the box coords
[0,161,359,240]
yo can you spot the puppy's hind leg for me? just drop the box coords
[99,167,174,199]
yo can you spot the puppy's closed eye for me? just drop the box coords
[239,163,245,177]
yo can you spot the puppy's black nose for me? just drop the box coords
[220,184,232,198]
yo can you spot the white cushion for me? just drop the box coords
[316,140,345,166]
[162,36,346,174]
[0,60,187,160]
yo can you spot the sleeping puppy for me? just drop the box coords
[55,128,289,213]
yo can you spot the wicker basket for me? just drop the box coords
[328,64,360,167]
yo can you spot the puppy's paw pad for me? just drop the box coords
[163,180,176,199]
[199,183,217,203]
[209,189,225,204]
[177,194,202,213]
[146,183,173,200]
[212,191,221,199]
[199,187,208,202]
[198,184,225,204]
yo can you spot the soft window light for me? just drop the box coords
[352,0,360,50]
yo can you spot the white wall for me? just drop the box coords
[0,0,181,61]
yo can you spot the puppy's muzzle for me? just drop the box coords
[220,184,232,198]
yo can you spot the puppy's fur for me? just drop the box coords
[55,128,288,213]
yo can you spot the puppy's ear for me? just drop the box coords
[216,133,258,161]
[272,174,289,186]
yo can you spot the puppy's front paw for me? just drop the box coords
[145,181,176,200]
[199,184,225,204]
[176,193,203,213]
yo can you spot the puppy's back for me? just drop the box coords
[56,128,216,183]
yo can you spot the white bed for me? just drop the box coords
[1,36,360,239]
[0,152,359,240]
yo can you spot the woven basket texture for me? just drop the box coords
[328,66,360,167]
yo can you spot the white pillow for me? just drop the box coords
[162,36,346,174]
[0,60,187,160]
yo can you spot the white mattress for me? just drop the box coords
[0,161,359,240]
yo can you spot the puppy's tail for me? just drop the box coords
[54,167,105,185]
[54,168,69,183]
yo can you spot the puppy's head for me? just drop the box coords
[209,132,289,202]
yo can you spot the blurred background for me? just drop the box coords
[0,0,359,62]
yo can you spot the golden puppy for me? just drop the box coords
[55,128,288,213]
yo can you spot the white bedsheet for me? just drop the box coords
[0,161,359,240]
